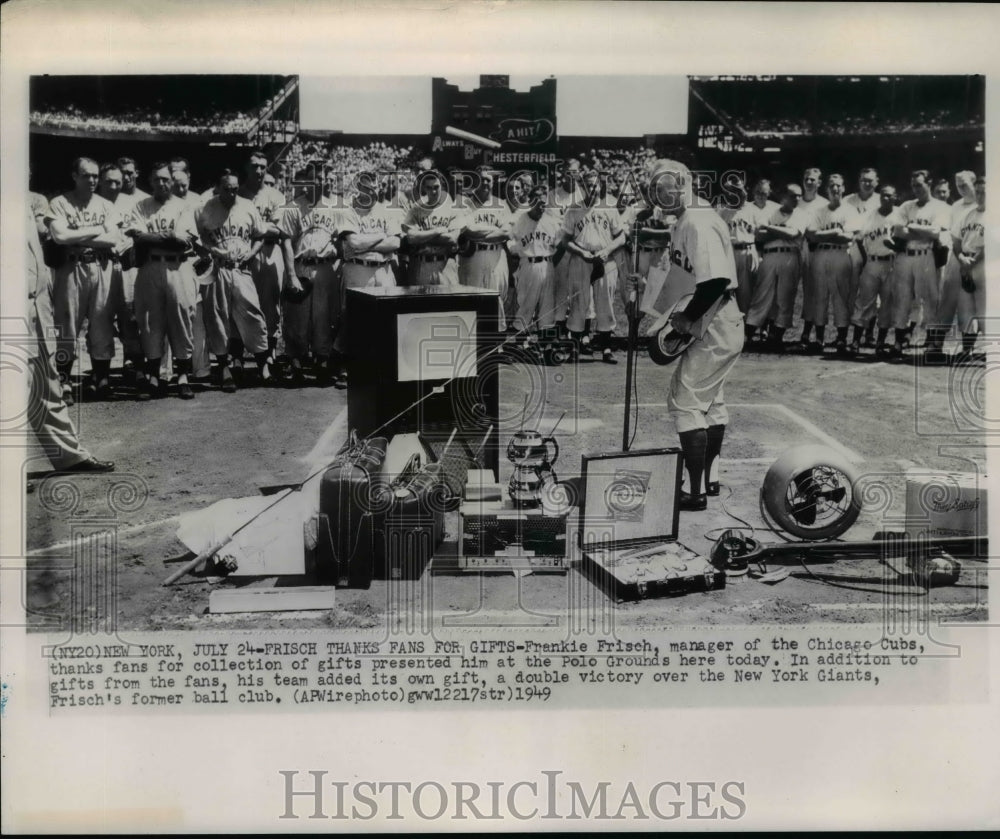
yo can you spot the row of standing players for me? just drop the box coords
[29,155,988,407]
[719,167,987,363]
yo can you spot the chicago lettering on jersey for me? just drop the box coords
[206,221,251,245]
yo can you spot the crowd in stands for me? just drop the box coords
[31,104,259,136]
[729,108,982,139]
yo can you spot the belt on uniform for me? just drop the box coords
[816,243,848,251]
[216,258,248,270]
[763,246,796,255]
[732,243,754,250]
[297,256,334,266]
[525,255,553,263]
[417,253,448,263]
[347,257,385,267]
[637,244,665,252]
[471,242,501,252]
[68,250,115,264]
[149,253,186,264]
[904,248,931,256]
[869,254,894,262]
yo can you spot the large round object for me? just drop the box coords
[762,444,862,540]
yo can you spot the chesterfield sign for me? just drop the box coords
[491,117,555,146]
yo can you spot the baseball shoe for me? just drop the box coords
[834,340,850,358]
[579,338,594,357]
[26,480,36,495]
[60,457,115,474]
[218,367,237,393]
[678,490,707,512]
[706,481,721,497]
[83,377,99,401]
[805,341,824,355]
[602,348,618,365]
[332,371,349,390]
[177,380,195,400]
[61,384,75,407]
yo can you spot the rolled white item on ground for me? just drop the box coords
[445,125,502,149]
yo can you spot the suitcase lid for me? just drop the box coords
[578,447,682,551]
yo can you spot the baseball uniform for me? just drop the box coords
[562,200,624,334]
[46,192,122,369]
[807,202,862,329]
[726,198,775,315]
[508,208,564,334]
[797,194,824,330]
[953,203,986,333]
[458,197,513,332]
[550,184,579,325]
[402,197,462,286]
[280,195,356,361]
[664,207,744,434]
[852,206,902,329]
[27,209,95,470]
[125,195,199,361]
[239,183,288,354]
[936,196,978,334]
[335,200,402,354]
[843,191,880,312]
[195,196,269,357]
[753,206,808,329]
[890,197,950,330]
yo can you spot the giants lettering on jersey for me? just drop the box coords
[730,216,755,236]
[819,219,846,231]
[518,228,556,251]
[864,221,894,244]
[961,219,984,239]
[470,211,507,229]
[572,213,613,235]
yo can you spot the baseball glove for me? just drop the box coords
[281,276,313,304]
[961,273,977,293]
[590,259,605,283]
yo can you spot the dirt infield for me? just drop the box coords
[22,333,988,631]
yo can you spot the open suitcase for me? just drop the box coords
[316,432,389,588]
[578,448,725,601]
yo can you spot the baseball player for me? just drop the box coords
[238,150,288,366]
[843,168,880,343]
[935,171,978,352]
[722,176,774,339]
[805,174,862,355]
[401,170,462,286]
[457,167,513,333]
[195,171,272,392]
[26,206,114,477]
[507,182,565,355]
[850,185,902,356]
[279,172,356,385]
[95,162,143,393]
[123,162,200,400]
[561,169,625,364]
[117,157,150,209]
[332,176,403,385]
[951,176,986,364]
[636,159,744,511]
[46,157,123,405]
[933,179,952,203]
[171,165,213,382]
[550,158,582,337]
[796,167,825,352]
[889,170,951,359]
[29,181,50,242]
[752,185,806,352]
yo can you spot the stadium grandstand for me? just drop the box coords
[29,75,300,195]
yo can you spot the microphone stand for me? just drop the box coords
[622,217,641,451]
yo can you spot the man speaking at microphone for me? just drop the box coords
[632,159,745,512]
